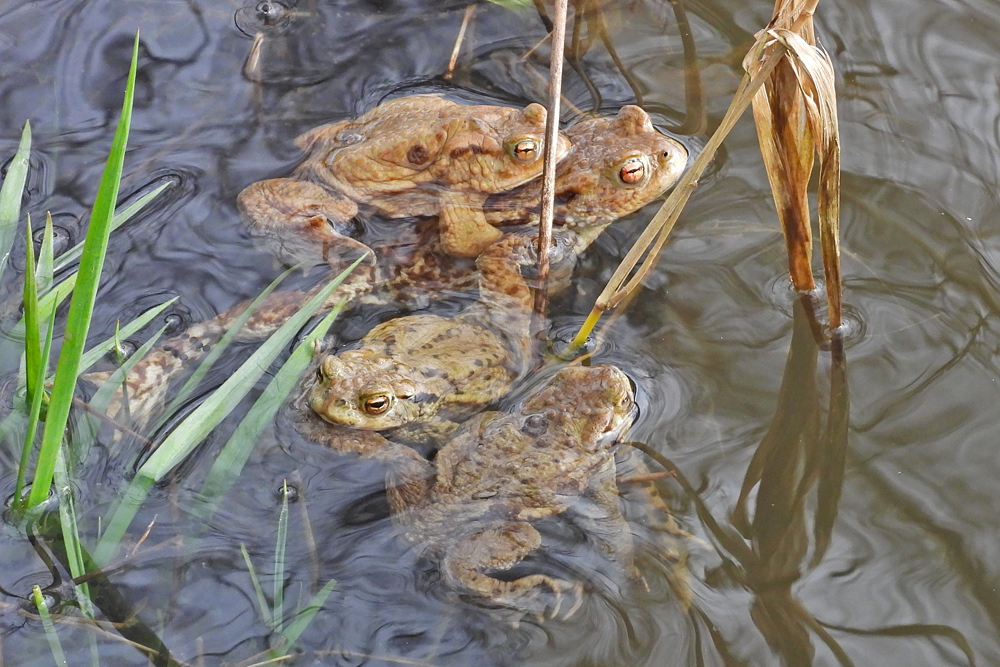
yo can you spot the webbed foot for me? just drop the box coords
[443,522,587,621]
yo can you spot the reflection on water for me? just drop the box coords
[1,0,1000,664]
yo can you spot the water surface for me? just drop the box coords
[1,0,998,665]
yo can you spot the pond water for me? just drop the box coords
[1,0,999,665]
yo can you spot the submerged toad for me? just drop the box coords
[296,364,641,618]
[238,94,571,259]
[307,231,567,445]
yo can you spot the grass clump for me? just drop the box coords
[13,33,139,512]
[242,481,337,658]
[1,28,350,664]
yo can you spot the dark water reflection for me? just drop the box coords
[1,0,999,664]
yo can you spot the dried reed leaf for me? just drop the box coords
[749,26,842,327]
[785,32,842,328]
[749,41,816,291]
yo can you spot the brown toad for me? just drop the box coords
[237,94,571,259]
[484,105,688,251]
[306,231,565,445]
[295,364,640,618]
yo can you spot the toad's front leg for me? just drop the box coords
[438,191,503,258]
[237,177,374,268]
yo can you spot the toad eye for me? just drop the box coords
[362,394,393,415]
[510,138,540,162]
[618,156,648,186]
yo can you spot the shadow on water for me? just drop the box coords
[638,294,977,666]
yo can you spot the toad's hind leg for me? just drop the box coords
[575,457,641,583]
[443,522,583,620]
[237,178,373,267]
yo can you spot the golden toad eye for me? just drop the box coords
[510,138,540,162]
[362,394,392,415]
[618,156,648,186]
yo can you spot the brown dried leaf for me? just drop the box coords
[768,28,842,327]
[743,10,841,327]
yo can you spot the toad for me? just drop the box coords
[307,230,569,445]
[484,104,687,251]
[294,364,642,619]
[237,94,571,259]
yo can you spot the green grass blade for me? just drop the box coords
[52,180,170,274]
[241,544,274,628]
[196,299,346,513]
[32,585,68,667]
[74,323,169,464]
[0,121,31,283]
[37,211,55,294]
[53,448,95,615]
[111,320,126,363]
[87,324,169,416]
[273,481,289,634]
[23,213,41,410]
[160,265,296,421]
[8,273,76,343]
[138,259,360,482]
[26,32,139,510]
[487,0,533,8]
[75,297,177,378]
[14,303,56,511]
[92,474,152,566]
[279,578,337,653]
[93,259,360,563]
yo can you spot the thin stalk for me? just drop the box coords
[664,0,706,135]
[533,0,568,319]
[273,481,290,634]
[444,5,475,80]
